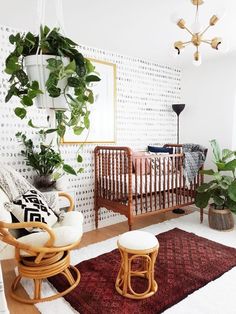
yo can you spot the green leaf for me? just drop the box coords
[68,77,81,87]
[15,70,28,86]
[64,60,76,72]
[77,154,83,163]
[63,164,77,175]
[216,162,226,171]
[73,126,84,135]
[213,172,222,181]
[85,59,95,73]
[46,58,63,71]
[212,195,225,206]
[21,95,33,106]
[28,119,38,128]
[222,176,234,185]
[9,34,15,44]
[210,139,222,163]
[77,168,84,173]
[48,86,61,98]
[57,125,66,138]
[5,83,17,102]
[31,81,39,90]
[84,113,90,129]
[200,169,215,175]
[88,91,94,104]
[5,55,21,74]
[85,75,101,83]
[45,128,58,134]
[195,191,211,208]
[224,160,236,171]
[222,149,234,161]
[225,198,236,212]
[14,107,26,119]
[197,182,216,193]
[228,181,236,202]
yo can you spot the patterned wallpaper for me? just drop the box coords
[0,25,181,231]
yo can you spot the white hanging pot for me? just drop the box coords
[24,54,69,110]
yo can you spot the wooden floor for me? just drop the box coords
[2,209,194,314]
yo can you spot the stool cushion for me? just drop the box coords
[118,230,159,250]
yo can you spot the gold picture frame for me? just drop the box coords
[62,59,116,144]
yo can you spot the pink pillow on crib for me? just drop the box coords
[132,151,151,175]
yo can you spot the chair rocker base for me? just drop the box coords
[11,251,80,304]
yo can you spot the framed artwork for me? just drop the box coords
[62,59,116,144]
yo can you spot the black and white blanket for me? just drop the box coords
[182,144,207,184]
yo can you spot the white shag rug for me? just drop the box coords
[21,212,236,314]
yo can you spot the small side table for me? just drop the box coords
[115,230,159,299]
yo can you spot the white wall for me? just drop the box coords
[181,53,236,168]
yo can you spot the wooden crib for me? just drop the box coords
[94,144,206,230]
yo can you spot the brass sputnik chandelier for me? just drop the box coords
[173,0,225,66]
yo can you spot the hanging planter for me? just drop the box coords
[4,25,101,140]
[24,55,70,110]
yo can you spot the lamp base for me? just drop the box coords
[172,208,185,214]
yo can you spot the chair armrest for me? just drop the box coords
[58,192,74,212]
[0,221,56,251]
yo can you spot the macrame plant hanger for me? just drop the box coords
[36,0,66,144]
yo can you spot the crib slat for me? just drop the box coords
[167,157,170,207]
[135,159,138,215]
[149,158,153,211]
[158,157,161,209]
[145,159,148,212]
[116,151,119,199]
[154,157,157,210]
[120,151,123,200]
[140,159,143,213]
[112,151,115,200]
[163,157,166,208]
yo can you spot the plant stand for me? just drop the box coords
[208,206,234,231]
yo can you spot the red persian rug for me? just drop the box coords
[49,228,236,314]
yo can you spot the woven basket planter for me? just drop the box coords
[208,205,234,231]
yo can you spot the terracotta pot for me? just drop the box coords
[208,205,234,231]
[25,55,69,110]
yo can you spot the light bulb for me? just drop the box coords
[217,40,229,53]
[171,12,182,24]
[191,19,202,33]
[193,58,202,67]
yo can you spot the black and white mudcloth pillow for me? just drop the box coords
[8,189,58,232]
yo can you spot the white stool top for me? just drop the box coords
[118,230,159,251]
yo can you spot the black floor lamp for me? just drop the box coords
[172,104,185,214]
[172,104,185,145]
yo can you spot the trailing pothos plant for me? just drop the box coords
[195,139,236,213]
[5,25,100,141]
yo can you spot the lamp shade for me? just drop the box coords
[172,104,185,116]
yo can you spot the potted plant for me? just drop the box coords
[195,139,236,231]
[16,132,80,190]
[5,25,100,141]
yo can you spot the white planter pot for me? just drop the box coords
[25,55,69,110]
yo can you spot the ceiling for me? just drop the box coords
[1,0,236,68]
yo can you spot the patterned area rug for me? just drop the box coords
[48,228,236,314]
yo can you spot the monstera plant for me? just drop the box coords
[5,25,100,172]
[195,139,236,230]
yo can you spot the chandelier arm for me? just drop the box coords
[200,25,211,37]
[184,26,194,36]
[183,41,192,46]
[201,40,211,45]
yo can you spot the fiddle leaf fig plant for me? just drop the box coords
[5,25,100,139]
[195,139,236,213]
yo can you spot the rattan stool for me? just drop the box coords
[115,230,159,299]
